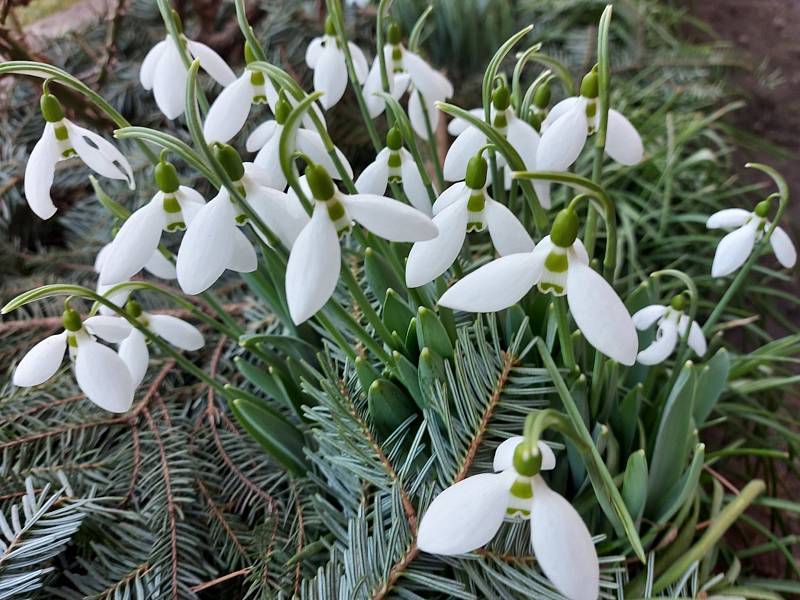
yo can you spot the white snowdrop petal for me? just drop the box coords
[99,200,166,285]
[97,282,131,314]
[533,180,552,210]
[770,225,797,268]
[567,262,638,365]
[84,315,132,343]
[681,317,707,358]
[286,204,341,324]
[493,437,556,472]
[530,476,600,600]
[541,97,581,130]
[438,251,541,312]
[176,186,206,208]
[253,137,287,190]
[400,149,432,215]
[67,123,135,188]
[94,243,111,273]
[706,208,751,230]
[296,129,353,178]
[152,39,187,120]
[118,329,149,388]
[176,193,236,294]
[408,89,440,139]
[485,199,536,255]
[147,314,204,350]
[13,333,67,387]
[186,39,236,86]
[637,320,678,365]
[402,50,453,98]
[245,120,278,152]
[140,39,167,90]
[315,45,349,109]
[246,185,309,248]
[632,304,667,330]
[417,472,514,555]
[605,109,644,166]
[24,124,60,219]
[355,149,390,196]
[536,105,588,173]
[144,250,177,279]
[203,75,252,143]
[74,340,135,413]
[405,201,468,287]
[711,220,759,278]
[447,107,484,136]
[362,54,387,117]
[305,37,325,68]
[228,230,258,272]
[443,126,485,182]
[348,42,370,83]
[432,182,468,215]
[506,115,540,171]
[342,194,438,242]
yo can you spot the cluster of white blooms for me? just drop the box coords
[13,8,798,599]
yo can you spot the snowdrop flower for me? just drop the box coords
[418,436,599,600]
[633,295,707,365]
[99,158,205,285]
[118,300,204,386]
[139,14,236,119]
[707,200,797,277]
[443,86,541,198]
[405,153,534,287]
[535,68,643,207]
[439,207,638,365]
[355,127,432,215]
[25,92,134,219]
[362,23,453,138]
[286,163,437,324]
[245,93,352,191]
[305,17,368,109]
[177,145,307,295]
[12,307,135,413]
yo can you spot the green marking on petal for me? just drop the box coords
[544,251,569,273]
[510,478,533,499]
[162,196,181,214]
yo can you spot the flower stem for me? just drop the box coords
[553,297,576,371]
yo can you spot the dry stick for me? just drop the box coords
[289,479,306,597]
[196,477,250,559]
[189,567,253,593]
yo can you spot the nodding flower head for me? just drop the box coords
[633,295,707,365]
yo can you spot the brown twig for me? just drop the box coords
[195,477,250,560]
[189,567,253,593]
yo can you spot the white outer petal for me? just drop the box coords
[296,129,353,178]
[285,204,341,324]
[408,89,440,139]
[536,101,588,173]
[678,315,708,358]
[711,220,759,278]
[405,201,468,287]
[355,149,390,196]
[493,437,556,472]
[152,38,187,119]
[417,471,514,555]
[506,115,540,171]
[147,314,204,350]
[67,122,135,188]
[567,261,638,365]
[541,97,581,130]
[636,319,678,365]
[530,475,599,600]
[24,124,60,219]
[443,126,485,182]
[203,74,252,143]
[118,329,149,388]
[402,49,453,98]
[432,182,468,215]
[99,199,166,285]
[400,149,432,215]
[706,208,751,230]
[245,183,309,248]
[341,194,438,242]
[74,339,135,413]
[349,42,369,83]
[228,230,258,272]
[605,108,643,166]
[13,332,67,387]
[305,37,325,68]
[448,107,484,136]
[632,304,667,330]
[84,315,133,343]
[770,225,797,268]
[438,251,542,312]
[144,250,177,279]
[140,39,168,90]
[485,198,535,255]
[314,45,348,109]
[253,136,287,190]
[245,120,278,152]
[186,39,236,86]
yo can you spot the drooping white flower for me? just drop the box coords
[99,159,205,285]
[633,297,707,365]
[443,86,541,197]
[417,436,600,600]
[535,69,643,207]
[362,23,453,138]
[286,164,437,324]
[355,127,432,215]
[25,93,135,219]
[405,154,534,287]
[117,300,204,386]
[245,93,352,191]
[305,17,369,109]
[707,204,797,278]
[12,308,135,413]
[439,207,638,365]
[177,146,308,295]
[140,29,236,119]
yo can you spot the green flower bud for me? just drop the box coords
[125,299,143,318]
[580,68,599,99]
[213,144,245,181]
[754,198,771,218]
[670,294,686,311]
[513,441,542,476]
[62,308,82,332]
[465,155,488,190]
[533,81,551,109]
[387,22,402,45]
[386,127,403,151]
[274,91,291,124]
[244,41,258,65]
[305,163,336,200]
[171,9,183,34]
[40,94,65,123]
[492,85,511,111]
[550,208,579,248]
[154,160,180,193]
[324,15,336,36]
